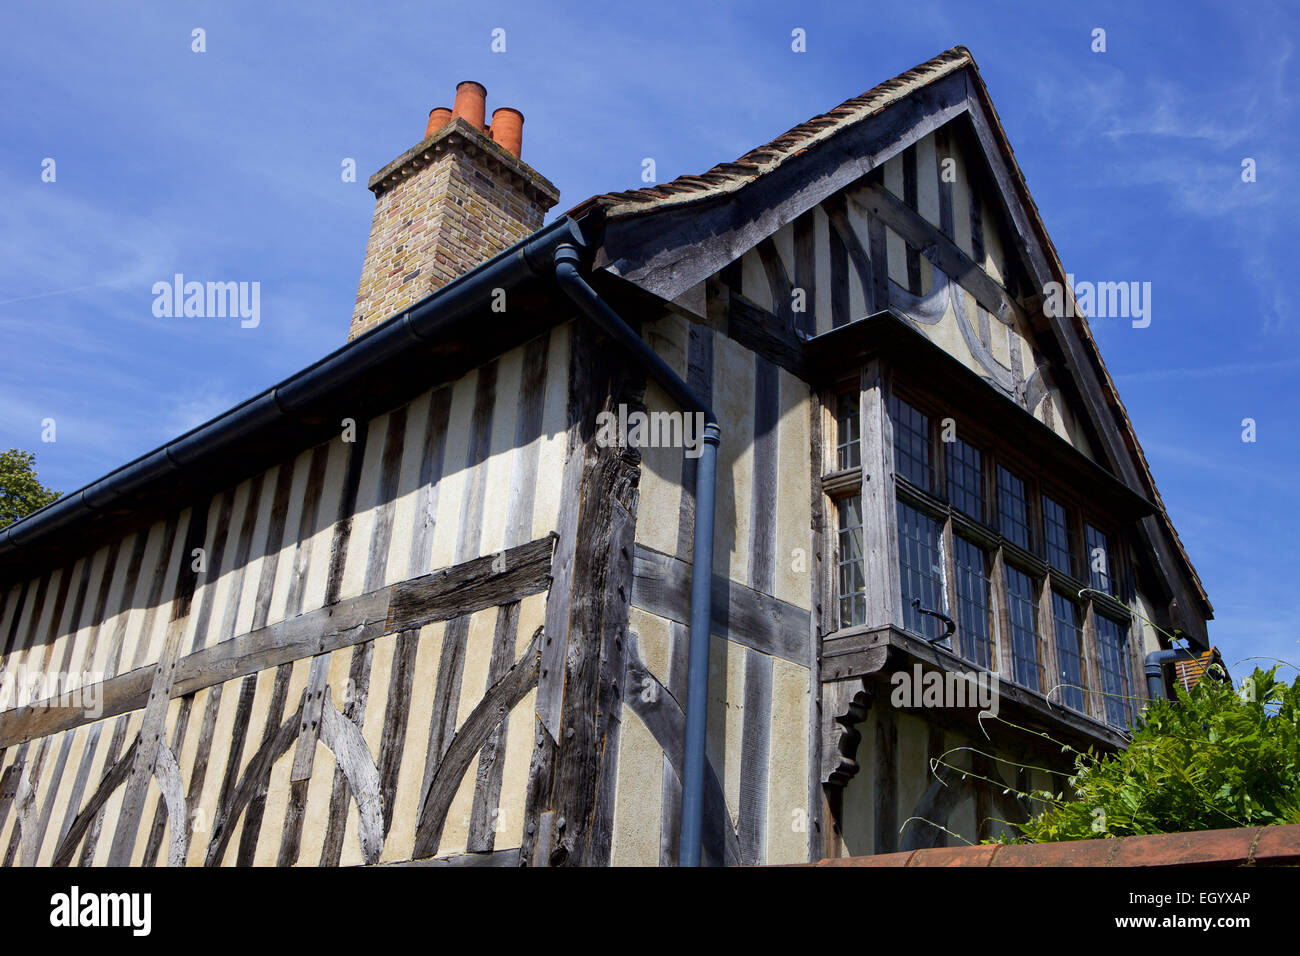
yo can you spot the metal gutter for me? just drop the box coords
[0,216,585,558]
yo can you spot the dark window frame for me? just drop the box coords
[823,375,1140,730]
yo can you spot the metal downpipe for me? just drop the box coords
[551,243,719,867]
[678,419,720,866]
[1144,647,1203,701]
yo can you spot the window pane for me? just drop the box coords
[953,536,993,669]
[836,496,866,627]
[896,500,945,642]
[1042,495,1074,575]
[835,392,861,470]
[1085,523,1112,593]
[889,394,932,491]
[1096,615,1133,729]
[997,466,1031,550]
[1004,566,1041,691]
[946,437,984,519]
[1050,592,1086,711]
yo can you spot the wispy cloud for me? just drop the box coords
[1114,356,1300,384]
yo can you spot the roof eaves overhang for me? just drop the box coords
[0,217,590,582]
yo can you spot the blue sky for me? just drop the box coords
[2,1,1296,674]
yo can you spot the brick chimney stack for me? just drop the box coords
[349,82,560,340]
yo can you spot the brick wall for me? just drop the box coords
[349,118,560,340]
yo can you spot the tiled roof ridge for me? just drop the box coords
[564,46,973,220]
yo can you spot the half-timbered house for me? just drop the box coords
[0,47,1213,866]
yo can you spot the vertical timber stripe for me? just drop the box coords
[226,463,301,868]
[376,629,418,837]
[365,407,409,592]
[211,675,258,862]
[319,639,374,866]
[674,325,714,558]
[935,128,955,239]
[142,695,193,865]
[189,492,235,653]
[749,356,778,595]
[407,388,453,576]
[278,652,330,866]
[183,685,223,863]
[126,513,182,672]
[29,563,74,677]
[807,388,827,861]
[0,757,16,841]
[868,214,889,315]
[522,318,599,863]
[503,334,550,549]
[0,580,30,664]
[250,463,298,632]
[268,444,331,866]
[108,501,206,865]
[32,725,76,863]
[54,720,103,853]
[324,425,369,608]
[9,573,50,676]
[8,571,50,687]
[53,555,94,676]
[467,601,520,852]
[541,332,643,866]
[829,220,848,328]
[737,648,773,865]
[81,540,122,671]
[793,209,817,336]
[903,144,922,294]
[418,614,470,845]
[588,505,634,866]
[315,423,372,865]
[0,744,28,865]
[215,474,266,646]
[456,360,498,564]
[235,663,293,865]
[77,714,130,865]
[283,445,331,619]
[15,736,52,865]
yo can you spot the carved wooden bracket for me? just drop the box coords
[826,680,874,792]
[821,678,874,839]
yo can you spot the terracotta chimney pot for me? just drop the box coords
[451,81,487,130]
[490,107,524,158]
[425,107,452,138]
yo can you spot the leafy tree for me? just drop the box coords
[1014,665,1300,842]
[0,448,61,529]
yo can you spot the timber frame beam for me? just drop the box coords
[0,534,557,750]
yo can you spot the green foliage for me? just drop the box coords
[0,448,61,529]
[1014,666,1300,842]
